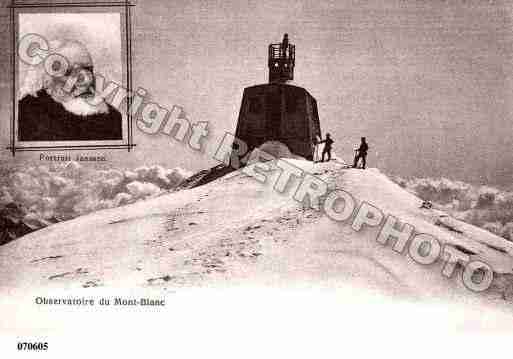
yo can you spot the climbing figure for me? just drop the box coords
[353,137,368,169]
[281,33,289,58]
[317,133,334,162]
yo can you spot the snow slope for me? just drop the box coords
[2,159,513,313]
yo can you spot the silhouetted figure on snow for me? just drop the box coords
[353,137,368,169]
[318,133,334,162]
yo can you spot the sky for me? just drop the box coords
[0,0,512,187]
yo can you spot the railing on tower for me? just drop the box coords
[268,41,295,83]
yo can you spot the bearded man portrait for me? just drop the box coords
[18,39,123,142]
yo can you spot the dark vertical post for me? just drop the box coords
[125,0,132,151]
[10,1,16,156]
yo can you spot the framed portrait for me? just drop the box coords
[10,1,134,154]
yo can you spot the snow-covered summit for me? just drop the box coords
[2,158,513,312]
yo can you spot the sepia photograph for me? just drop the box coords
[1,0,513,357]
[15,10,127,145]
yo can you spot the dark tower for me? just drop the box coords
[234,34,321,161]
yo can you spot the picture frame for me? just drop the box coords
[8,0,135,155]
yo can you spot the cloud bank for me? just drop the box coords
[0,162,192,222]
[394,176,513,241]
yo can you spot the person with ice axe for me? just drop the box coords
[353,137,368,169]
[315,133,334,162]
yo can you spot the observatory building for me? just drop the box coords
[234,34,322,161]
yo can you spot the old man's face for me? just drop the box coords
[46,41,96,103]
[39,41,111,116]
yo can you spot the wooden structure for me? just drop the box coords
[233,34,321,161]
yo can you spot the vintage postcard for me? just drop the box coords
[1,0,513,357]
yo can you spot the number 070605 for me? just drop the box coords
[17,342,48,351]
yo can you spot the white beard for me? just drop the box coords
[59,94,110,117]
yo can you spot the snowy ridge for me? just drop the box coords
[1,159,513,307]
